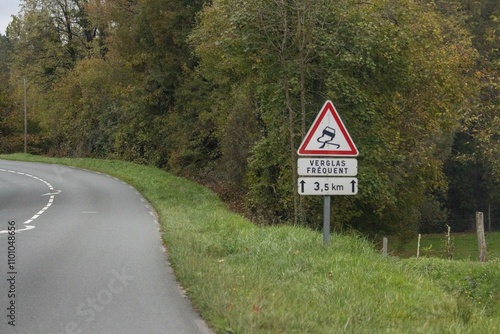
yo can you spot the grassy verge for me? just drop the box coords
[2,154,500,333]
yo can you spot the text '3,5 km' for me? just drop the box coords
[298,177,358,195]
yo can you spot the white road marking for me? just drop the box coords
[0,225,36,234]
[0,168,57,235]
[1,166,159,239]
[42,190,62,196]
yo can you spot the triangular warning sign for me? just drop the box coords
[297,101,358,156]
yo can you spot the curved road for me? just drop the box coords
[0,160,212,334]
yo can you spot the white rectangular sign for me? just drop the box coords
[298,177,358,195]
[297,158,357,176]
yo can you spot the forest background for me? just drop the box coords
[0,0,499,240]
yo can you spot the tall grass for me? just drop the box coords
[2,154,499,333]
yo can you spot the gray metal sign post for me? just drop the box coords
[323,195,331,244]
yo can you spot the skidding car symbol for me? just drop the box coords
[317,126,340,149]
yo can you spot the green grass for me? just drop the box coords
[392,232,500,261]
[2,154,500,333]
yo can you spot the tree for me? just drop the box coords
[109,0,204,114]
[0,34,24,153]
[325,0,477,235]
[3,0,202,164]
[8,0,101,84]
[44,56,124,156]
[438,0,500,230]
[187,0,478,235]
[4,0,105,153]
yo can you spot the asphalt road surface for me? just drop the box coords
[0,160,213,334]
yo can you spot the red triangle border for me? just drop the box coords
[297,101,358,156]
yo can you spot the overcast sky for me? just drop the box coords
[0,1,22,35]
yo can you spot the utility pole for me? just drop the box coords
[24,78,27,153]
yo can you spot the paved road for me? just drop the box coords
[0,160,212,334]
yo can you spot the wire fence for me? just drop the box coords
[420,211,498,234]
[385,212,500,260]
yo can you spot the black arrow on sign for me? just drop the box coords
[300,180,306,193]
[351,180,357,193]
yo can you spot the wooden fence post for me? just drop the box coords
[417,234,421,258]
[445,224,452,260]
[382,237,388,257]
[476,212,487,262]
